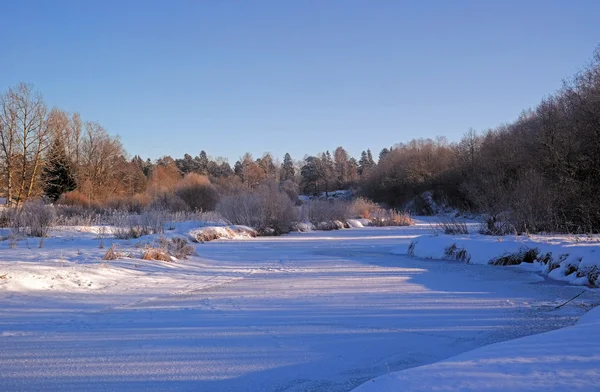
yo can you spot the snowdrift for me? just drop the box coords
[401,234,600,287]
[188,225,257,242]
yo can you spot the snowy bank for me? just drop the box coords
[188,225,257,242]
[352,305,600,392]
[400,234,600,287]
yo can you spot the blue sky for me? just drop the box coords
[1,0,598,163]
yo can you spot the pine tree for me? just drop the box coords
[281,153,295,182]
[359,149,375,176]
[234,160,243,178]
[195,150,209,174]
[366,149,375,165]
[358,151,369,175]
[42,137,77,202]
[379,148,390,162]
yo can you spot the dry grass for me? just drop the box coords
[372,210,414,227]
[435,218,469,235]
[103,244,120,260]
[167,237,196,259]
[141,247,172,262]
[349,197,381,219]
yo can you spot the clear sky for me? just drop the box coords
[1,0,598,163]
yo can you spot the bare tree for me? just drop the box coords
[0,83,49,206]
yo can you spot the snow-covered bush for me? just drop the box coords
[155,236,196,259]
[9,201,56,238]
[189,226,257,242]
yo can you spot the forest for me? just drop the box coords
[2,48,600,234]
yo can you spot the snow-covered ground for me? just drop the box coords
[1,218,599,391]
[352,299,600,392]
[404,232,600,287]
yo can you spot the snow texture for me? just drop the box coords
[404,233,600,286]
[1,217,599,391]
[352,304,600,392]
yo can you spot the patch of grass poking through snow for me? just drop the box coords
[491,248,539,266]
[103,244,121,260]
[435,218,469,235]
[443,244,470,263]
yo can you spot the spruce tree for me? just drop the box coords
[379,148,390,162]
[42,138,77,202]
[281,153,295,182]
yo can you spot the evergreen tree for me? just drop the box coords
[42,138,77,202]
[281,153,295,182]
[333,146,349,188]
[195,150,209,174]
[359,149,375,175]
[379,147,390,162]
[234,160,243,178]
[358,151,369,175]
[300,156,320,194]
[366,149,375,165]
[175,153,196,174]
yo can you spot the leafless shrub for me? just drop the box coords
[478,215,515,236]
[148,192,190,213]
[106,195,146,213]
[167,237,196,259]
[217,182,298,235]
[12,202,56,238]
[174,173,219,212]
[113,210,166,239]
[306,200,350,225]
[54,205,103,226]
[350,197,381,219]
[435,218,469,235]
[280,179,300,204]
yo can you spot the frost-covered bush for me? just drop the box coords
[306,200,350,226]
[217,182,298,235]
[371,210,413,227]
[349,197,381,219]
[113,210,166,239]
[10,201,56,238]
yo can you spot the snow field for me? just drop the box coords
[0,218,599,391]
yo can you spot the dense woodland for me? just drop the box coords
[2,49,600,234]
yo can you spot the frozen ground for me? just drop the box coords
[1,219,599,391]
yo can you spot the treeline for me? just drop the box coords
[0,82,378,212]
[364,48,600,234]
[2,48,600,234]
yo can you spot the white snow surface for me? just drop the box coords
[352,302,600,392]
[403,233,600,286]
[1,217,599,391]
